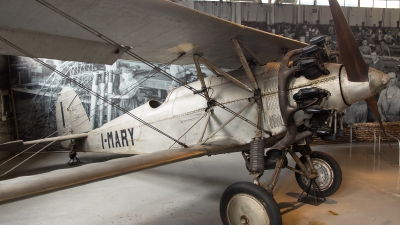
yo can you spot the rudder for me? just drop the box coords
[56,87,92,148]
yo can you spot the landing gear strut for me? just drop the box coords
[67,150,81,165]
[295,151,342,198]
[220,38,344,225]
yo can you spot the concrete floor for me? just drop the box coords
[0,143,400,225]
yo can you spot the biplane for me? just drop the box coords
[0,0,390,224]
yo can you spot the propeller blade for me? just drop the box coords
[365,96,391,147]
[329,0,368,82]
[329,0,391,145]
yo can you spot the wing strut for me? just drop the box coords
[234,39,264,66]
[231,38,266,184]
[193,55,211,102]
[232,38,259,90]
[197,111,212,144]
[194,56,253,92]
[231,38,265,139]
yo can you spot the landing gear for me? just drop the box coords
[67,150,81,165]
[220,182,282,225]
[295,151,342,197]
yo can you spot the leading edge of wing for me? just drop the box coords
[0,135,285,203]
[0,0,306,68]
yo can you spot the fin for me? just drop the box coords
[56,87,92,148]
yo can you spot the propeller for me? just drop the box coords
[328,0,368,82]
[328,0,390,143]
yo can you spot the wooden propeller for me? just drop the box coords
[328,0,388,142]
[329,0,368,82]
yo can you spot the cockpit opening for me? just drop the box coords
[149,100,162,109]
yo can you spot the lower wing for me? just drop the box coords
[0,135,283,203]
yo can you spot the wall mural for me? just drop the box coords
[8,56,212,141]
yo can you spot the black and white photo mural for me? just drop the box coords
[8,56,213,141]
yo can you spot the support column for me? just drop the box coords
[89,72,99,129]
[0,56,12,160]
[232,2,242,25]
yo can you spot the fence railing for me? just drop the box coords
[351,125,400,166]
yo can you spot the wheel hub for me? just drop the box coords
[226,194,270,225]
[301,158,334,191]
[240,215,249,224]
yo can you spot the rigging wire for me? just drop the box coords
[17,56,177,140]
[0,54,185,174]
[35,0,271,135]
[0,37,188,148]
[0,133,75,178]
[0,102,96,177]
[0,0,276,175]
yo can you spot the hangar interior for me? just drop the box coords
[0,0,400,224]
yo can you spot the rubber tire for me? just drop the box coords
[220,182,282,225]
[295,151,342,197]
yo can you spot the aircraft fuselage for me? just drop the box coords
[79,62,382,154]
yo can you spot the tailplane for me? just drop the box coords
[56,87,92,148]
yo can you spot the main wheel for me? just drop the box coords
[220,182,282,225]
[295,151,342,197]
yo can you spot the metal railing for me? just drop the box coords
[351,125,400,166]
[384,133,400,167]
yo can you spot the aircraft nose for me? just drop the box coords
[340,67,390,105]
[369,68,390,95]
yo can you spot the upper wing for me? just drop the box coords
[0,135,284,203]
[0,0,306,68]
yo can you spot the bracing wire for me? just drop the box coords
[0,54,184,175]
[35,0,271,135]
[0,37,188,148]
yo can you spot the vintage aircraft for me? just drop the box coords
[0,0,390,224]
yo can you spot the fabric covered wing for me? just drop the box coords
[0,0,306,68]
[0,135,285,203]
[0,138,244,203]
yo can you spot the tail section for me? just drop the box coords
[56,87,92,148]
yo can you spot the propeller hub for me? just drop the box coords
[368,68,390,95]
[340,67,389,105]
